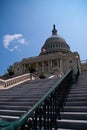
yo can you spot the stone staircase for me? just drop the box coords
[58,73,87,129]
[0,72,87,129]
[0,77,59,123]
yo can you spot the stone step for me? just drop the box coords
[0,101,34,106]
[57,119,87,130]
[70,87,87,90]
[58,74,87,129]
[72,85,87,88]
[67,93,87,98]
[0,93,45,96]
[57,128,73,130]
[0,98,39,102]
[60,112,87,120]
[0,109,26,116]
[63,106,87,112]
[69,91,87,94]
[40,127,73,130]
[0,105,31,111]
[0,94,44,97]
[0,115,19,122]
[65,101,87,106]
[67,97,87,102]
[77,84,87,86]
[69,87,87,91]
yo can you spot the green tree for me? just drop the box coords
[28,63,36,79]
[2,65,14,79]
[39,72,45,79]
[7,65,14,77]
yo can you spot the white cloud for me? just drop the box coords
[18,38,26,44]
[3,34,27,51]
[9,46,19,52]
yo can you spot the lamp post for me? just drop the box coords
[75,55,79,71]
[75,55,80,83]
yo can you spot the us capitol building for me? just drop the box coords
[13,25,81,76]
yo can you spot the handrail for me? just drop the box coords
[0,69,73,130]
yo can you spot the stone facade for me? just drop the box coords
[81,60,87,74]
[13,25,81,76]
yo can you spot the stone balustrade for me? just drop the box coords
[0,73,30,88]
[81,60,87,64]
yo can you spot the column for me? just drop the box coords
[48,60,52,72]
[23,64,26,73]
[57,59,60,68]
[48,60,50,72]
[36,62,39,72]
[60,59,63,71]
[42,62,44,71]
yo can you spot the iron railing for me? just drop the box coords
[0,69,73,130]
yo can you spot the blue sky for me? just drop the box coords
[0,0,87,75]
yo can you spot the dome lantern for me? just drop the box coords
[52,24,57,35]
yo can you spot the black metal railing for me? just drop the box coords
[73,68,80,84]
[75,68,80,83]
[0,69,73,130]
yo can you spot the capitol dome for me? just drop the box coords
[40,25,71,55]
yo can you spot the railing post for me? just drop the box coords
[38,106,42,130]
[43,101,46,130]
[34,110,38,130]
[46,99,50,130]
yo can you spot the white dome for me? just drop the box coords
[40,25,71,55]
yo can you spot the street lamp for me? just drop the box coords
[75,55,79,70]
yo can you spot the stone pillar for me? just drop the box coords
[48,60,53,72]
[23,64,25,73]
[48,61,50,72]
[57,59,59,68]
[60,59,63,71]
[36,62,39,72]
[50,60,52,70]
[42,62,44,71]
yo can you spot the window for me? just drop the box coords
[69,60,72,63]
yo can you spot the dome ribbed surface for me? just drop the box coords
[40,25,71,55]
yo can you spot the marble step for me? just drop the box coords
[65,100,87,106]
[63,106,87,112]
[57,119,87,130]
[60,112,87,120]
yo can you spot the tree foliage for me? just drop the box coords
[7,65,14,76]
[28,63,36,73]
[39,72,45,79]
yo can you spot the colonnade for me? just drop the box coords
[23,58,63,73]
